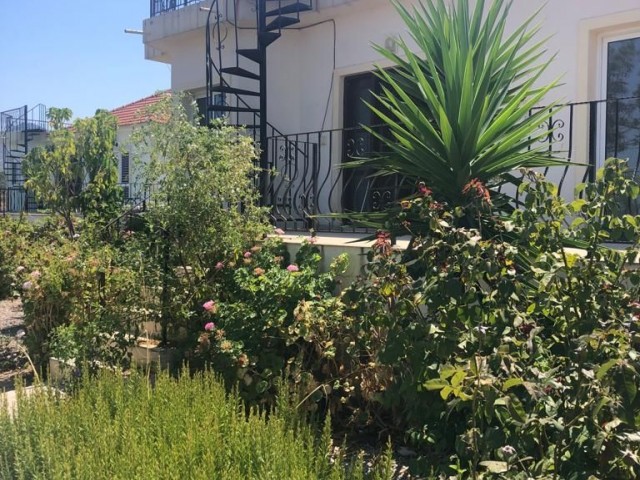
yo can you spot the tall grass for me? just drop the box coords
[0,371,393,480]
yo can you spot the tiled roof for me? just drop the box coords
[110,91,169,127]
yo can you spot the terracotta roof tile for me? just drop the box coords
[110,91,169,127]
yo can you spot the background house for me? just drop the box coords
[141,0,640,232]
[109,91,168,203]
[0,92,165,214]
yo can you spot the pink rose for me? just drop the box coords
[215,262,224,271]
[22,281,33,291]
[204,322,215,332]
[286,264,299,272]
[30,270,41,280]
[203,300,216,313]
[244,251,252,259]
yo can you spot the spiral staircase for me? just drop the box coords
[0,105,47,212]
[205,0,313,198]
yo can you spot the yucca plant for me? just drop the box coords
[352,0,568,210]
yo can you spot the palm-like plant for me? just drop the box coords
[355,0,568,208]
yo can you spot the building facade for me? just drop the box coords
[142,0,640,231]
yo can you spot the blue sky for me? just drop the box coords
[0,1,170,119]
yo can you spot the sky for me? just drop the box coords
[0,1,170,120]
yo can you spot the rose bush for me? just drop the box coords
[194,238,350,406]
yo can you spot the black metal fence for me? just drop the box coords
[150,0,203,17]
[0,187,38,214]
[265,96,640,232]
[0,184,154,215]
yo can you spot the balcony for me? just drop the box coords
[264,96,640,233]
[150,0,203,17]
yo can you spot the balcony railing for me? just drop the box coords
[150,0,202,17]
[265,96,640,233]
[0,187,38,214]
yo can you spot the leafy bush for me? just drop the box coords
[130,98,270,344]
[302,160,640,478]
[349,0,567,211]
[18,239,147,372]
[195,238,350,405]
[0,370,394,479]
[24,108,122,236]
[0,217,33,299]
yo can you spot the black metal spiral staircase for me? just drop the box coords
[1,105,47,212]
[205,0,313,198]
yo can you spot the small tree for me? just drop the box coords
[24,108,121,236]
[76,109,122,225]
[131,96,270,343]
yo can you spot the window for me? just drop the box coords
[602,33,640,170]
[121,153,130,184]
[196,94,227,126]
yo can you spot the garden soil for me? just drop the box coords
[0,298,31,392]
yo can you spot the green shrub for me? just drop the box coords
[130,98,270,344]
[0,217,30,299]
[195,238,350,406]
[0,370,394,480]
[18,240,147,372]
[24,108,122,237]
[304,160,640,478]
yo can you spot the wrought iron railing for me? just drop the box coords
[265,96,640,232]
[0,184,155,215]
[150,0,203,17]
[0,187,38,214]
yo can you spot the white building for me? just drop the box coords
[0,94,165,213]
[142,0,640,232]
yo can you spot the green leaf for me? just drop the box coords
[506,394,526,423]
[502,377,523,391]
[440,385,454,400]
[451,370,466,387]
[424,379,449,391]
[597,359,619,380]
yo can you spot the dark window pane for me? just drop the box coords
[121,153,130,184]
[606,36,640,169]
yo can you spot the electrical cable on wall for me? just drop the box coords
[292,19,337,131]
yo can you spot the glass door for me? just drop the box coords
[342,71,404,213]
[601,33,640,214]
[603,34,640,171]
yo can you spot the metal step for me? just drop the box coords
[237,49,263,64]
[265,16,300,32]
[265,2,312,17]
[220,66,260,80]
[210,85,261,97]
[208,105,260,113]
[259,31,281,47]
